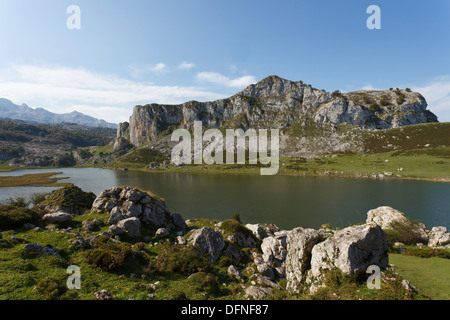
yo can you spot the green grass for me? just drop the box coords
[279,147,450,181]
[389,253,450,300]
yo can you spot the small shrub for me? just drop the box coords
[232,213,242,223]
[401,247,450,259]
[155,242,212,275]
[35,277,69,300]
[384,220,427,247]
[6,197,28,208]
[187,272,222,296]
[379,96,390,106]
[30,193,48,206]
[84,238,144,272]
[0,205,41,230]
[396,95,406,105]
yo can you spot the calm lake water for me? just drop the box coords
[1,168,449,230]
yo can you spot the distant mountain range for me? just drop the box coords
[0,98,117,128]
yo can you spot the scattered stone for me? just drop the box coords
[176,236,186,245]
[155,227,169,238]
[23,223,36,230]
[244,286,272,300]
[94,290,114,300]
[228,265,245,282]
[24,243,59,257]
[82,220,95,231]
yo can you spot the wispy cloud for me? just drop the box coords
[412,77,450,122]
[0,64,226,123]
[178,61,196,70]
[196,72,256,88]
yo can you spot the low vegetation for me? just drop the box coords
[0,172,68,187]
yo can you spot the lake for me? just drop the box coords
[1,168,449,230]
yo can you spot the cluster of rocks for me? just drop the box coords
[91,186,186,238]
[180,205,449,299]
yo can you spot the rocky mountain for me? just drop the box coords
[0,98,117,129]
[116,75,438,148]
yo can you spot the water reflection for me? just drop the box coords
[0,168,448,230]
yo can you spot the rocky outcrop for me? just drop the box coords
[188,227,226,263]
[36,184,96,215]
[366,206,429,243]
[117,76,438,147]
[91,186,185,238]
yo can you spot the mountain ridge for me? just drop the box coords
[117,75,438,147]
[0,98,117,129]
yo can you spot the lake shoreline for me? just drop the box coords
[1,163,449,187]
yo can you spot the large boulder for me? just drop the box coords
[116,217,141,238]
[188,227,225,263]
[366,206,428,243]
[309,223,389,280]
[285,228,322,293]
[42,212,73,224]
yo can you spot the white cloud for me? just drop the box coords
[196,72,256,88]
[178,61,196,70]
[359,84,380,91]
[150,62,168,74]
[0,64,226,123]
[412,78,450,122]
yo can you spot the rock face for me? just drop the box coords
[285,228,321,293]
[117,75,437,147]
[188,227,225,263]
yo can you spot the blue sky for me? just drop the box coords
[0,0,449,123]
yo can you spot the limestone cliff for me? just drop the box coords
[117,75,438,147]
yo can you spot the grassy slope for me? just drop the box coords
[389,253,450,300]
